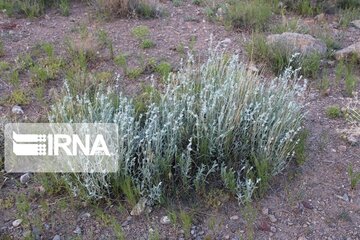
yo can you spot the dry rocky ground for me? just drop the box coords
[0,1,360,240]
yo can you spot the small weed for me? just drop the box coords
[141,39,155,49]
[172,0,183,7]
[0,61,10,72]
[9,70,20,87]
[16,193,30,217]
[295,129,309,165]
[114,54,127,67]
[335,60,345,85]
[318,68,330,94]
[155,61,172,80]
[0,40,4,57]
[15,53,34,72]
[59,0,70,16]
[301,53,321,79]
[344,67,357,96]
[126,67,143,79]
[35,85,45,101]
[224,0,272,30]
[326,105,342,118]
[337,210,352,222]
[41,42,54,58]
[149,228,160,240]
[131,25,150,40]
[112,220,125,240]
[339,8,360,27]
[8,90,29,105]
[242,203,257,240]
[135,2,163,19]
[97,29,114,59]
[179,210,192,239]
[117,177,139,207]
[271,18,307,34]
[338,0,360,9]
[348,164,360,190]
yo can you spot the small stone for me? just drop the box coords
[350,20,360,29]
[339,145,347,152]
[269,214,277,223]
[191,229,196,235]
[53,235,61,240]
[130,198,147,216]
[80,212,91,219]
[198,231,205,235]
[347,134,358,145]
[221,38,231,44]
[270,226,277,233]
[12,105,24,114]
[73,226,82,235]
[301,200,314,209]
[160,216,171,225]
[12,219,22,227]
[224,235,230,240]
[261,207,269,215]
[342,193,350,202]
[230,215,239,220]
[315,13,325,22]
[20,173,30,184]
[257,220,271,232]
[298,237,307,240]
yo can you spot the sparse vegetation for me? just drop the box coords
[348,164,360,190]
[326,105,342,118]
[224,0,272,30]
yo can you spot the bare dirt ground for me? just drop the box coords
[0,1,359,240]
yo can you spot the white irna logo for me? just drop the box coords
[12,132,110,156]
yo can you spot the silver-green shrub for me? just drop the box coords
[49,50,306,204]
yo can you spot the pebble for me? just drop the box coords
[338,145,347,152]
[347,134,358,145]
[160,216,171,225]
[230,215,239,220]
[12,105,24,114]
[53,235,61,240]
[130,198,147,216]
[12,219,22,227]
[298,237,307,240]
[73,226,82,235]
[20,173,30,184]
[270,226,276,233]
[269,214,277,223]
[262,207,269,215]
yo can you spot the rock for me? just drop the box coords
[301,200,314,210]
[261,207,269,215]
[266,32,327,56]
[32,226,40,240]
[347,134,358,145]
[247,64,259,73]
[270,226,277,233]
[12,219,22,227]
[53,235,61,240]
[269,214,277,223]
[79,212,91,219]
[20,173,30,184]
[160,216,171,225]
[298,237,307,240]
[230,215,239,220]
[73,226,82,235]
[221,38,232,45]
[335,42,360,60]
[257,220,271,232]
[12,105,24,114]
[350,20,360,29]
[342,193,350,202]
[315,13,325,22]
[130,198,147,216]
[224,235,230,240]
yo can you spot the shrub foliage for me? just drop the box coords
[49,51,306,204]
